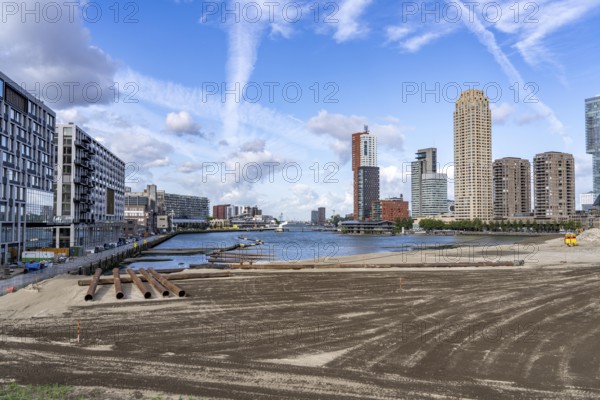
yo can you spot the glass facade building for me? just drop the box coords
[411,148,448,217]
[54,124,125,249]
[585,95,600,200]
[0,71,56,264]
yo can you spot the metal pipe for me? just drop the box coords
[126,268,151,299]
[139,268,170,297]
[85,268,103,301]
[77,271,232,286]
[112,268,124,299]
[148,268,186,297]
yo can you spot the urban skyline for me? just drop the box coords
[0,1,597,220]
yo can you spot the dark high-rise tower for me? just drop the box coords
[492,157,531,218]
[352,127,379,220]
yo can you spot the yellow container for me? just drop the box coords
[564,233,577,246]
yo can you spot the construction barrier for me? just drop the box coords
[565,233,578,247]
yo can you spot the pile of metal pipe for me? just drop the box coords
[77,271,231,286]
[126,268,151,299]
[139,268,170,297]
[149,267,186,297]
[84,268,103,301]
[112,268,124,299]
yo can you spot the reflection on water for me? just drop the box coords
[127,224,529,270]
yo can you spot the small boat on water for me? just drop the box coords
[177,262,189,269]
[275,221,288,232]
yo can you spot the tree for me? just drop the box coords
[331,214,342,227]
[394,217,414,232]
[419,218,446,231]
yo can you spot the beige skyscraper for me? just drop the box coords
[454,89,492,220]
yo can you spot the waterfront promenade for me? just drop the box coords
[0,235,167,296]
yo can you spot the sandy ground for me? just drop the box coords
[1,233,599,399]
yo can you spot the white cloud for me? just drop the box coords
[384,12,458,53]
[385,26,411,43]
[165,111,203,136]
[495,0,600,68]
[306,110,408,164]
[222,3,269,141]
[144,158,171,168]
[380,165,408,199]
[239,139,266,153]
[177,162,204,173]
[490,102,515,125]
[516,112,546,126]
[0,1,117,108]
[453,0,569,142]
[332,0,374,42]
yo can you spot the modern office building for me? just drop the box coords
[533,152,575,220]
[580,191,596,212]
[454,89,493,221]
[492,157,531,218]
[352,128,379,220]
[585,95,600,199]
[372,195,410,222]
[163,192,209,220]
[411,148,448,216]
[1,71,56,265]
[54,123,125,249]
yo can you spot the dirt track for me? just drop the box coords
[1,266,600,399]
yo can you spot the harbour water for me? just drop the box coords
[127,224,531,270]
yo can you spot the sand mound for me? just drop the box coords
[577,228,600,243]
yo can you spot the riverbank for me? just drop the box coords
[1,232,596,317]
[0,235,172,296]
[1,234,599,398]
[280,233,589,268]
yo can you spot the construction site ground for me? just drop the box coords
[1,257,600,399]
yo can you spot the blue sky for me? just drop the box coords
[1,0,599,219]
